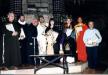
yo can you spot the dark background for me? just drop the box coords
[0,0,9,17]
[0,0,108,69]
[64,0,108,69]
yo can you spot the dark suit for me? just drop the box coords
[17,22,28,65]
[26,24,39,65]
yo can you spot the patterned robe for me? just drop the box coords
[46,29,58,55]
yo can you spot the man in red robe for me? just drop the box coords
[75,17,88,62]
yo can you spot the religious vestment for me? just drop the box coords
[75,23,88,62]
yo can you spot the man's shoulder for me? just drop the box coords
[93,28,99,32]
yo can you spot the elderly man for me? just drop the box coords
[26,18,39,66]
[83,21,102,72]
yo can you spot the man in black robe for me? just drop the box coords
[17,15,28,66]
[2,12,21,69]
[26,19,39,66]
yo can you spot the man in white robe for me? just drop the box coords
[37,16,48,55]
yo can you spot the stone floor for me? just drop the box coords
[0,62,105,74]
[82,68,105,74]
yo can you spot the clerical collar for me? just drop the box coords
[18,19,26,25]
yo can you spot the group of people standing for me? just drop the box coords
[0,11,102,72]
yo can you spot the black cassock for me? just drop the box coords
[26,24,39,65]
[0,21,3,66]
[0,34,2,67]
[18,22,28,65]
[2,21,21,67]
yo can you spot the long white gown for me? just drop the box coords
[37,22,48,55]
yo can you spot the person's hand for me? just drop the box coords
[87,40,93,45]
[92,42,97,46]
[19,35,25,40]
[59,50,64,55]
[76,50,78,53]
[12,31,18,36]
